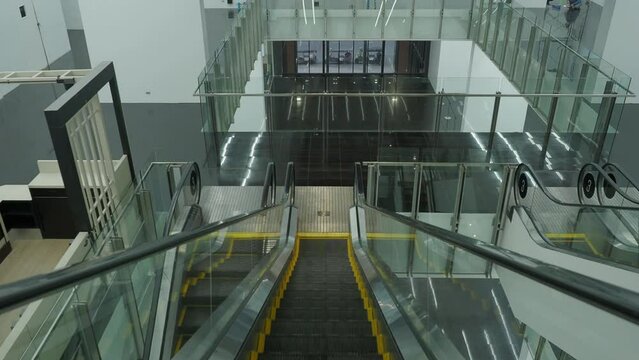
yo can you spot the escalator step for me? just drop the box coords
[259,353,382,360]
[276,307,368,321]
[270,319,372,337]
[279,297,362,308]
[178,306,212,333]
[183,279,241,303]
[283,282,358,291]
[281,289,362,299]
[264,335,378,354]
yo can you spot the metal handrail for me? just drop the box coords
[600,162,639,205]
[578,163,639,207]
[515,163,639,211]
[0,163,296,312]
[162,162,202,237]
[353,162,639,324]
[261,162,277,207]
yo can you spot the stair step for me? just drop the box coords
[264,334,378,354]
[281,289,362,299]
[276,307,368,321]
[258,352,382,360]
[178,306,213,333]
[270,320,373,337]
[183,279,241,301]
[279,297,362,308]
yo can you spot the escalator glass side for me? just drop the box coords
[170,206,283,355]
[516,164,639,268]
[0,204,286,360]
[355,205,639,360]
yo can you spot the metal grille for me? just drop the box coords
[296,187,353,233]
[65,96,117,233]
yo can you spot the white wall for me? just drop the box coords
[600,1,639,103]
[0,0,71,98]
[60,0,83,30]
[429,41,528,132]
[78,0,206,103]
[497,265,639,360]
[501,208,639,291]
[512,0,547,8]
[204,0,240,9]
[230,51,267,131]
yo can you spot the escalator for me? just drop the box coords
[515,163,639,268]
[260,237,383,359]
[1,163,639,360]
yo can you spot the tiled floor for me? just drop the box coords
[0,229,69,342]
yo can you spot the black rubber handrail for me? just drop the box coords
[261,162,276,208]
[353,163,639,324]
[515,163,639,211]
[600,162,639,205]
[578,162,639,206]
[162,162,201,237]
[0,163,296,312]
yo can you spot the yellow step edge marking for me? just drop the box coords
[545,233,587,239]
[186,238,202,271]
[225,232,281,239]
[178,307,187,327]
[347,235,390,358]
[545,233,602,257]
[174,334,185,354]
[257,333,266,353]
[254,235,301,358]
[297,232,350,239]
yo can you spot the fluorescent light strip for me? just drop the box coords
[374,0,385,27]
[312,0,316,24]
[385,0,398,27]
[462,330,475,360]
[302,0,308,25]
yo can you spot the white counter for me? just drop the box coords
[0,185,31,202]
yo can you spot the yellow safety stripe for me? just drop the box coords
[545,232,602,257]
[297,232,350,239]
[346,236,390,358]
[253,235,300,358]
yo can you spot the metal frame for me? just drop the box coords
[0,69,90,86]
[44,61,136,234]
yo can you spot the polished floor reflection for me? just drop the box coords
[203,131,598,187]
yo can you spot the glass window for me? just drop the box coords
[384,41,397,74]
[296,41,310,74]
[327,41,340,74]
[339,41,354,74]
[353,41,365,74]
[367,41,384,74]
[309,41,323,74]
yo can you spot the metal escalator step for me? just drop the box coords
[282,282,357,291]
[279,297,362,308]
[178,306,212,334]
[258,352,382,360]
[280,289,362,299]
[189,255,262,275]
[264,334,378,354]
[270,319,373,337]
[183,279,241,304]
[276,307,368,321]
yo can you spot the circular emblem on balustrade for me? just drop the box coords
[190,170,198,196]
[604,173,617,199]
[518,174,528,199]
[582,173,595,199]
